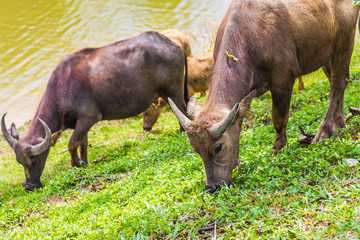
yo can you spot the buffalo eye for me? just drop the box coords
[214,144,222,154]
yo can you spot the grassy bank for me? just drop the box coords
[0,34,359,239]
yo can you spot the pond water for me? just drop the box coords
[0,0,231,126]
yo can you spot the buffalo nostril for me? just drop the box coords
[205,185,219,193]
[143,126,152,131]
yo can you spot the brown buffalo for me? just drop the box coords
[187,53,214,97]
[2,31,188,190]
[160,29,192,57]
[169,0,359,192]
[143,53,214,131]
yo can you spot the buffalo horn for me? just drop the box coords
[30,117,52,156]
[210,102,240,139]
[1,113,18,150]
[168,98,191,131]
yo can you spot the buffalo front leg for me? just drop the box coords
[271,85,293,156]
[79,134,88,166]
[69,119,96,167]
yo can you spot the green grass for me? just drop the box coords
[0,34,359,239]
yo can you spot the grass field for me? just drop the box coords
[0,30,359,239]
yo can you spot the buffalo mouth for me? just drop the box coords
[143,126,153,131]
[205,179,233,193]
[22,181,42,191]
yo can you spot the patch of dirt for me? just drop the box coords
[43,196,67,206]
[6,200,15,206]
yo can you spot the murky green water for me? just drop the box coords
[0,0,230,125]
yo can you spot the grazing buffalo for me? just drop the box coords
[2,31,188,190]
[187,53,214,97]
[169,0,359,192]
[160,29,192,57]
[143,53,214,131]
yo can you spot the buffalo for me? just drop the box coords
[160,29,192,58]
[2,31,188,190]
[169,0,360,192]
[143,52,214,131]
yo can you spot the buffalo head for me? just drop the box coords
[143,98,168,131]
[169,91,255,193]
[1,113,52,190]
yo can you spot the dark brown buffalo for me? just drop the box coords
[169,0,359,192]
[2,31,188,190]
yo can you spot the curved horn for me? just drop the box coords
[210,102,240,139]
[30,117,52,156]
[1,113,18,150]
[168,98,191,131]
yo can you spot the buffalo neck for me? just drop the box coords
[203,5,270,116]
[24,92,60,145]
[203,47,265,116]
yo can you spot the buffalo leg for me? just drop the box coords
[312,70,348,142]
[312,30,355,143]
[297,76,305,91]
[69,119,96,167]
[271,81,294,156]
[79,134,88,166]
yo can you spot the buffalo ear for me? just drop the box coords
[187,96,202,119]
[10,123,20,140]
[238,90,256,119]
[51,130,62,146]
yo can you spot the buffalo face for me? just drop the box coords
[169,91,255,192]
[1,113,52,190]
[143,98,167,131]
[186,118,242,193]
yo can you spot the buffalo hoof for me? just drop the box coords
[297,135,313,144]
[72,160,88,168]
[272,148,283,156]
[205,185,219,193]
[312,129,332,143]
[313,119,345,143]
[22,181,42,191]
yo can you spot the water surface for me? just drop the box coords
[0,0,231,126]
